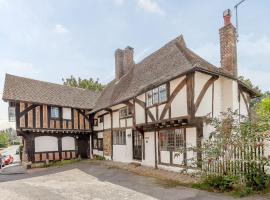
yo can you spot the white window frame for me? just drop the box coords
[159,84,167,103]
[146,91,153,107]
[153,88,159,104]
[146,84,168,107]
[51,106,60,119]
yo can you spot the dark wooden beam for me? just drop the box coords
[194,76,218,114]
[160,77,187,120]
[19,104,39,118]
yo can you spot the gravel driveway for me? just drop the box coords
[0,161,268,200]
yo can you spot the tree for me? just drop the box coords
[62,75,105,91]
[0,132,9,148]
[256,97,270,123]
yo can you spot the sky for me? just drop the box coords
[0,0,269,129]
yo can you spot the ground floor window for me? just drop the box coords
[159,128,184,151]
[113,130,126,145]
[93,133,103,150]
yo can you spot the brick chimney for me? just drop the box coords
[219,9,238,77]
[115,46,134,80]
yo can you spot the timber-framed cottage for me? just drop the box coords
[2,9,257,171]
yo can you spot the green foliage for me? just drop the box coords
[239,76,261,96]
[0,131,9,148]
[193,175,238,192]
[256,98,270,122]
[94,155,105,160]
[197,109,270,196]
[62,75,105,91]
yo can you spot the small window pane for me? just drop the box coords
[159,84,167,103]
[51,107,59,118]
[153,88,159,104]
[8,106,15,122]
[146,91,153,107]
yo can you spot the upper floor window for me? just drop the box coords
[146,84,168,107]
[159,84,167,103]
[119,106,132,119]
[8,107,15,122]
[51,106,60,119]
[146,91,153,107]
[62,108,71,120]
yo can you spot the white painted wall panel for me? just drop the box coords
[196,85,212,117]
[173,151,183,165]
[186,127,197,166]
[213,79,222,117]
[142,132,155,167]
[160,151,170,164]
[120,119,125,127]
[127,118,132,127]
[158,104,166,120]
[113,129,133,162]
[35,136,58,152]
[135,104,145,124]
[104,114,111,129]
[113,111,119,128]
[240,91,249,116]
[62,136,75,151]
[171,85,187,118]
[194,72,211,101]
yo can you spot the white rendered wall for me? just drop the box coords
[195,72,213,117]
[35,136,58,152]
[213,79,222,117]
[135,94,145,124]
[113,129,133,162]
[173,151,184,165]
[142,132,155,167]
[239,91,249,116]
[160,151,170,163]
[104,114,111,129]
[170,76,188,118]
[113,111,119,128]
[186,127,197,166]
[62,136,75,151]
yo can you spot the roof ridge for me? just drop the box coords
[5,73,100,94]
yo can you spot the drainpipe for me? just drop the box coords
[154,131,157,169]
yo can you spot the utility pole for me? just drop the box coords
[234,0,247,41]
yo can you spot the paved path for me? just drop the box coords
[0,161,268,200]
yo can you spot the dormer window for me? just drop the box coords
[51,106,60,119]
[146,84,168,107]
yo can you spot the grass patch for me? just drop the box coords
[32,159,80,168]
[155,178,192,188]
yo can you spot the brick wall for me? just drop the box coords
[103,131,112,157]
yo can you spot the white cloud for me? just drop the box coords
[54,24,69,34]
[137,0,165,15]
